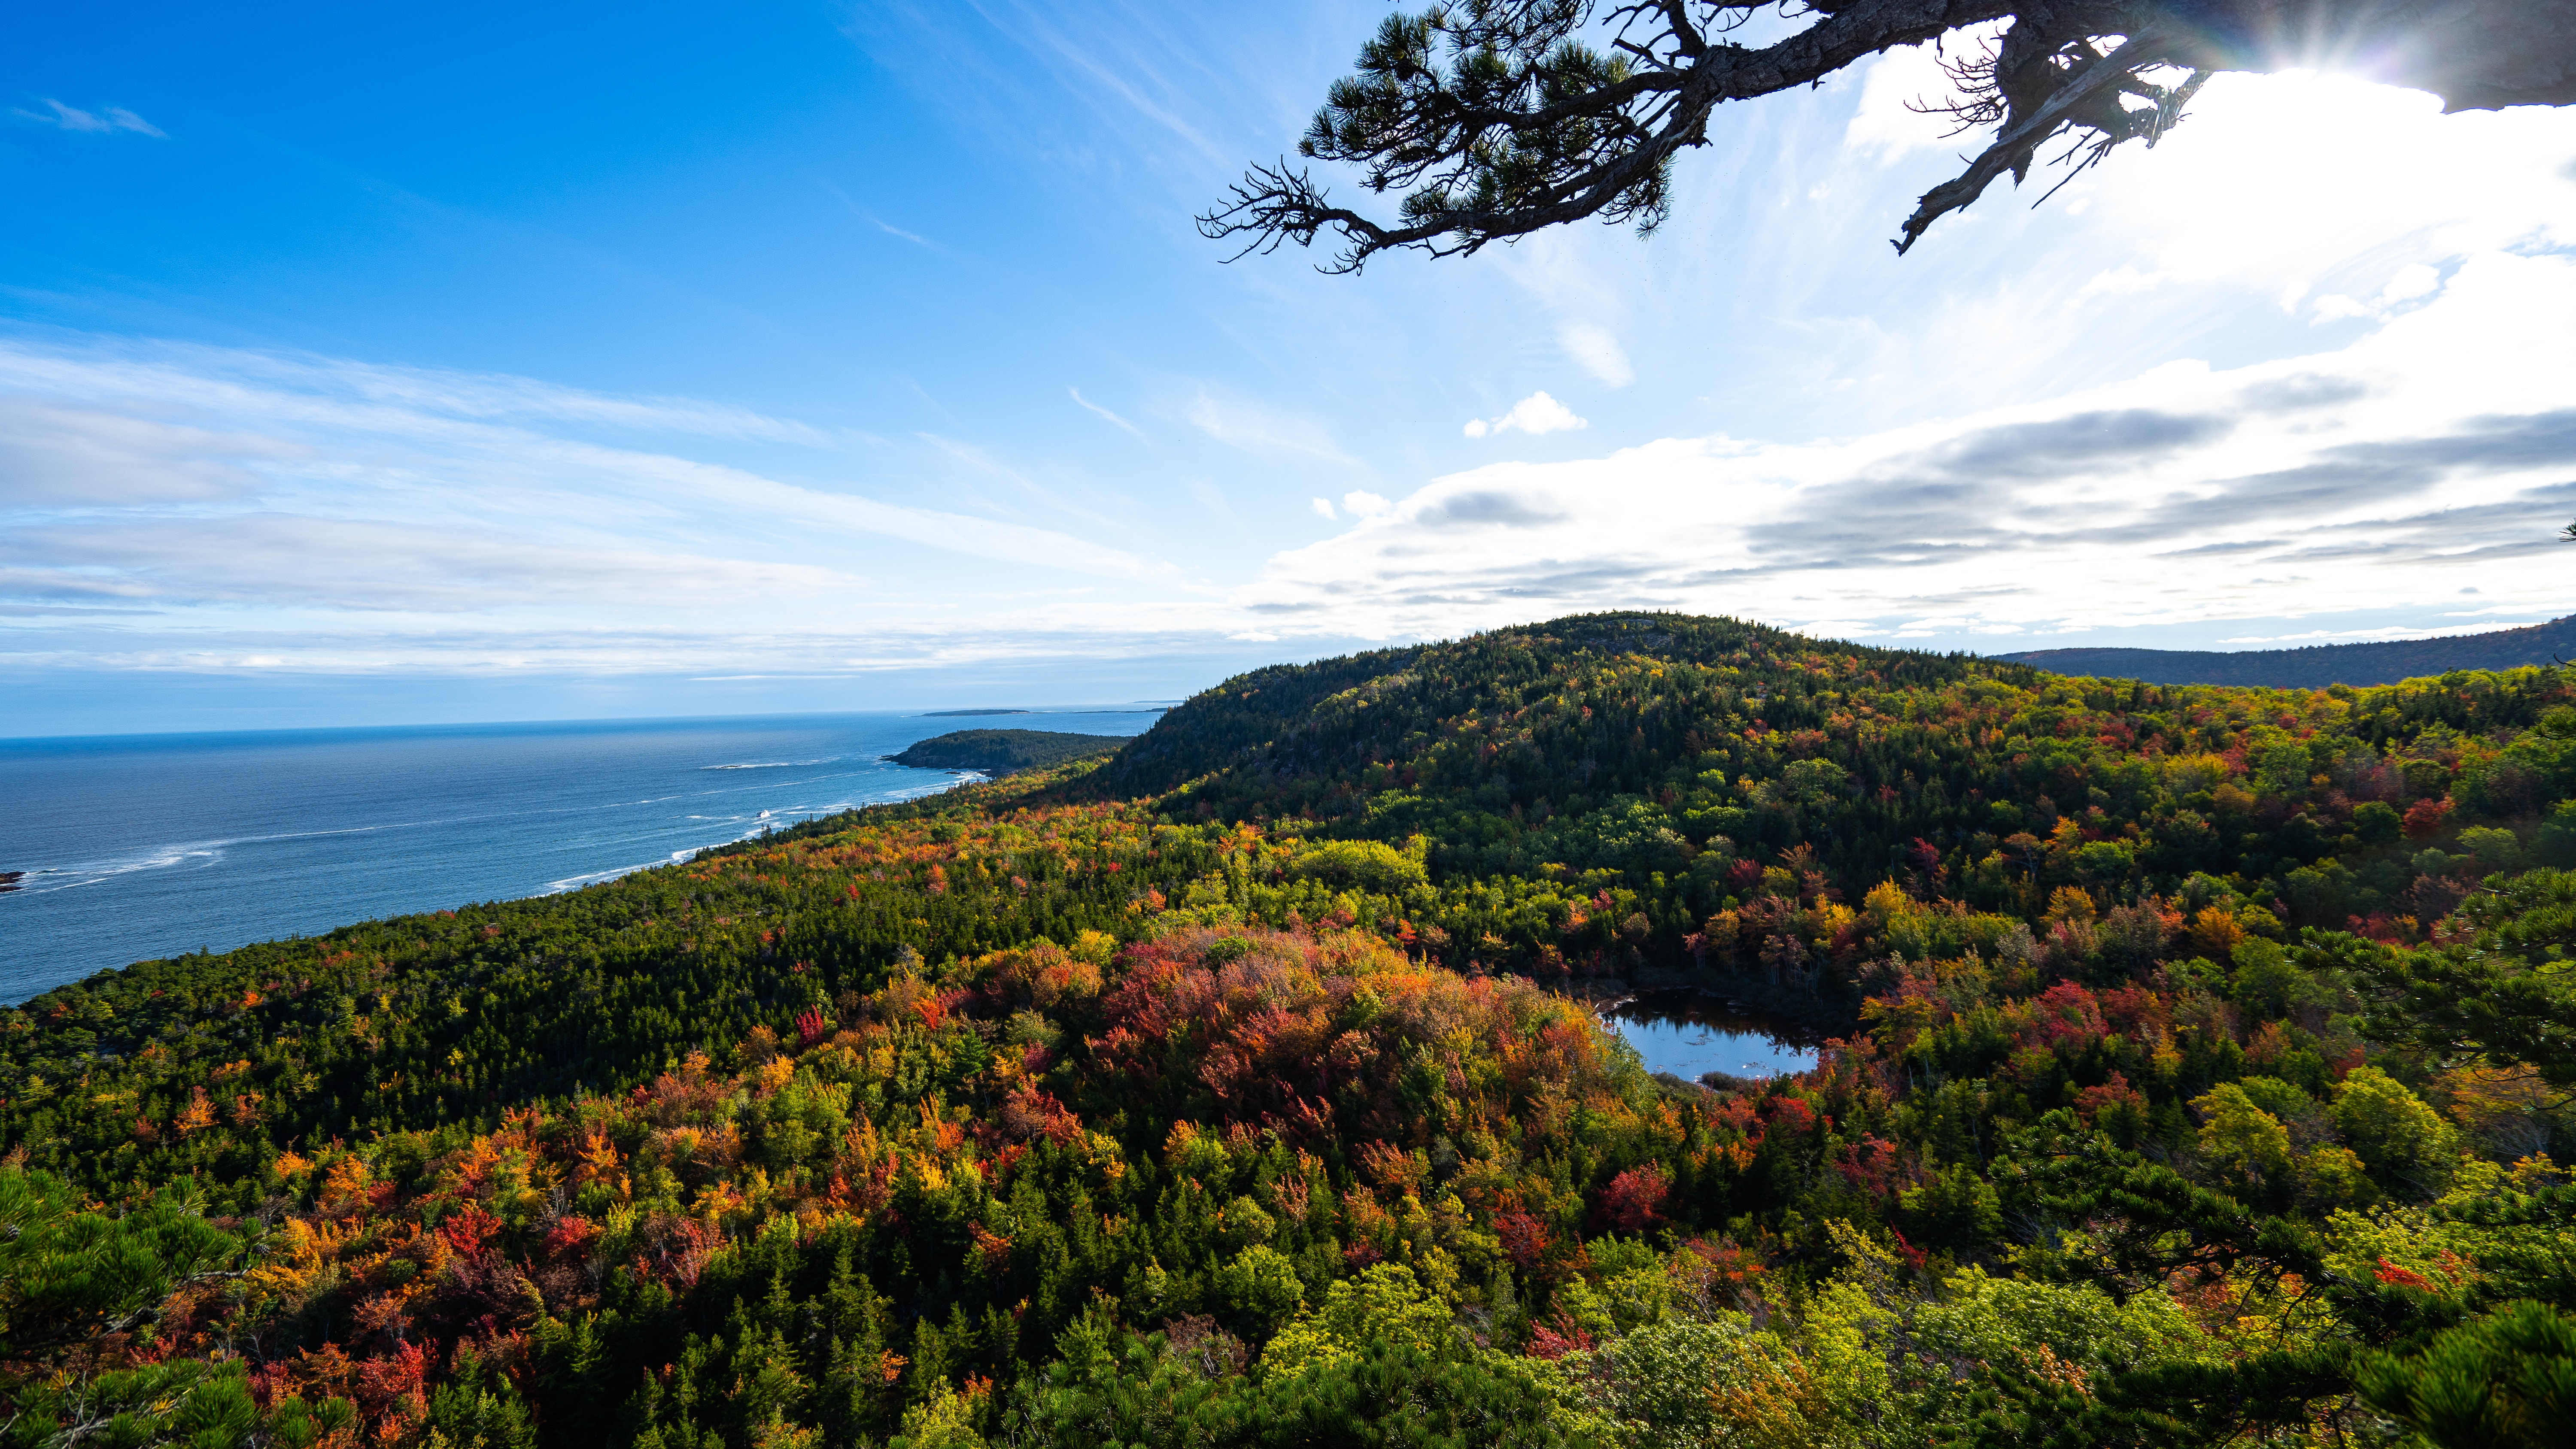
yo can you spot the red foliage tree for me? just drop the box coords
[1492,1207,1554,1273]
[2402,798,2454,840]
[1596,1164,1669,1233]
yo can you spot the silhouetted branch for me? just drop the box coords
[1210,0,2576,270]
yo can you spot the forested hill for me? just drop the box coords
[6,609,2576,1449]
[1999,613,2576,686]
[1089,613,2011,802]
[1084,609,2550,914]
[887,728,1128,775]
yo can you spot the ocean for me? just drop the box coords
[0,710,1156,1003]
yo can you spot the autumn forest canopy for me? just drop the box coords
[8,612,2576,1448]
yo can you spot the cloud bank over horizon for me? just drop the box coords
[7,241,2571,690]
[1246,249,2576,647]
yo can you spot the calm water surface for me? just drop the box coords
[1605,988,1823,1080]
[0,710,1154,1002]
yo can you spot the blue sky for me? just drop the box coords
[6,2,2575,736]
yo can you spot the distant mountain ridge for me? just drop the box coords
[1999,614,2576,687]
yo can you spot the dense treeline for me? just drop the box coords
[2002,613,2576,688]
[1100,613,2576,984]
[4,611,2573,1449]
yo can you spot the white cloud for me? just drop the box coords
[2313,261,2453,322]
[1464,391,1587,439]
[2383,264,2442,302]
[1311,496,1337,519]
[1341,490,1390,516]
[1558,322,1635,387]
[17,100,164,136]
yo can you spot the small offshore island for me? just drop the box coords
[888,727,1129,775]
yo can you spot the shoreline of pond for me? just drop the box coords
[1576,975,1846,1089]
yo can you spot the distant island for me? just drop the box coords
[2000,612,2576,686]
[920,707,1030,716]
[887,728,1127,774]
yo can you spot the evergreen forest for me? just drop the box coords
[5,612,2573,1449]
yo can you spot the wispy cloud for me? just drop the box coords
[0,615,1302,679]
[820,181,930,246]
[841,0,1254,194]
[1187,390,1353,463]
[15,100,164,136]
[0,335,1185,674]
[1841,39,1977,162]
[0,397,304,506]
[1558,323,1634,387]
[0,339,834,445]
[1069,387,1142,435]
[0,514,869,612]
[941,0,1232,167]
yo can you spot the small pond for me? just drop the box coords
[1602,990,1822,1082]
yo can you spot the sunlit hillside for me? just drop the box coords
[6,613,2571,1447]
